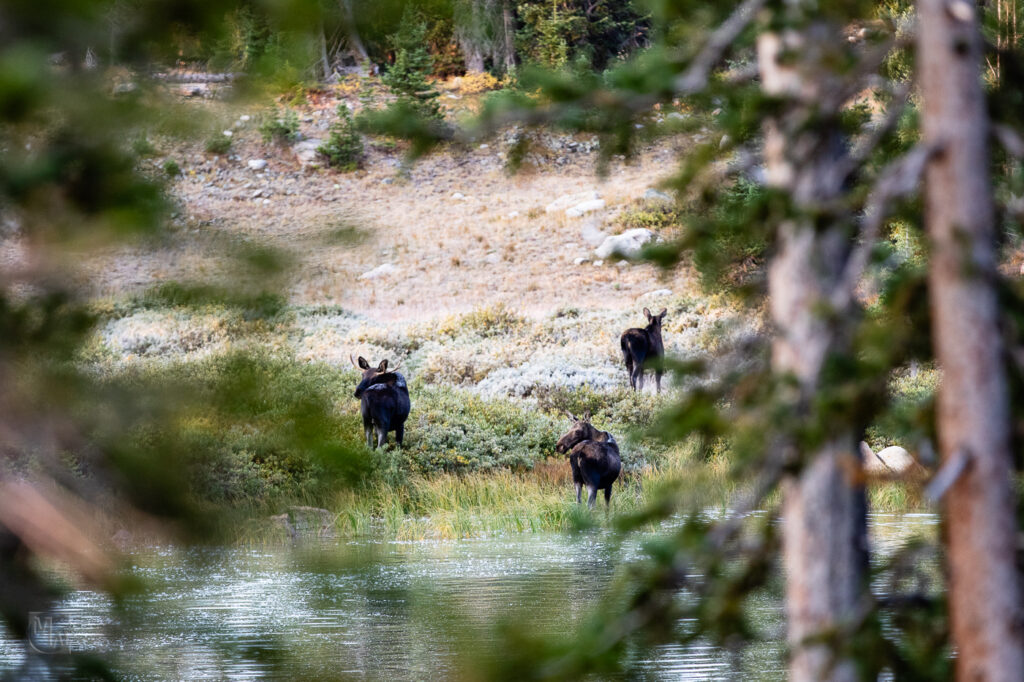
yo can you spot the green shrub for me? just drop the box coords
[205,132,233,154]
[259,108,300,144]
[162,159,181,177]
[402,384,563,473]
[616,201,682,231]
[318,105,364,170]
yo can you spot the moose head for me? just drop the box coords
[350,355,402,398]
[643,307,667,333]
[555,411,600,455]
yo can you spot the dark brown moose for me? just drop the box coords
[350,356,411,449]
[620,307,667,393]
[555,412,621,508]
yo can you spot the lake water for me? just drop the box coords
[0,512,940,680]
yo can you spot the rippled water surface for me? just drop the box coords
[0,512,939,680]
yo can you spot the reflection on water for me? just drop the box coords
[0,512,939,680]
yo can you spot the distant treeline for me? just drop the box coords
[171,0,649,78]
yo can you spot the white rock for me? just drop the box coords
[292,139,323,169]
[595,228,657,260]
[593,260,603,267]
[247,159,267,171]
[573,257,590,266]
[479,144,489,149]
[484,253,500,264]
[667,112,686,121]
[860,442,916,475]
[451,192,466,200]
[222,129,233,137]
[507,211,520,218]
[639,288,673,299]
[566,199,606,218]
[616,260,630,268]
[545,190,600,214]
[358,263,398,280]
[240,114,251,122]
[580,221,608,246]
[643,188,673,203]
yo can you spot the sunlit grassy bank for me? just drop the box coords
[76,293,940,542]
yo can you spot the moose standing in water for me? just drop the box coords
[555,412,621,508]
[350,356,411,449]
[620,307,667,393]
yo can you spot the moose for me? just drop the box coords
[555,412,621,508]
[620,307,667,393]
[350,356,411,449]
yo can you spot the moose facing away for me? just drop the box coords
[555,412,621,508]
[620,307,667,393]
[350,356,411,449]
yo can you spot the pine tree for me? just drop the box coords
[382,7,442,121]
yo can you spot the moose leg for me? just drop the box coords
[364,425,374,448]
[575,482,582,504]
[375,426,386,449]
[655,369,663,394]
[395,424,404,447]
[604,487,612,507]
[586,486,598,508]
[625,356,635,390]
[635,370,644,393]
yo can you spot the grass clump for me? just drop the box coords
[205,132,233,154]
[162,159,181,177]
[437,303,525,338]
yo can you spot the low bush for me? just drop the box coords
[259,108,300,144]
[205,132,233,154]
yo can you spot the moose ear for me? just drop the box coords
[583,409,592,422]
[377,359,389,372]
[658,308,667,319]
[564,410,578,422]
[357,356,370,370]
[643,307,652,320]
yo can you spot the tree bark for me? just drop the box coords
[758,27,867,682]
[337,0,369,63]
[501,0,516,73]
[917,0,1024,678]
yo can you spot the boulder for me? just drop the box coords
[639,288,673,299]
[246,159,267,171]
[358,263,397,280]
[546,190,600,214]
[580,221,608,247]
[594,228,657,260]
[643,188,673,203]
[292,139,323,169]
[565,199,606,218]
[860,441,916,475]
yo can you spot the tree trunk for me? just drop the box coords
[337,0,369,63]
[501,0,516,73]
[758,27,867,682]
[917,0,1024,678]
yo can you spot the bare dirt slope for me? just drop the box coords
[88,95,693,322]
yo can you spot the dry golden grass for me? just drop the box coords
[81,92,695,324]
